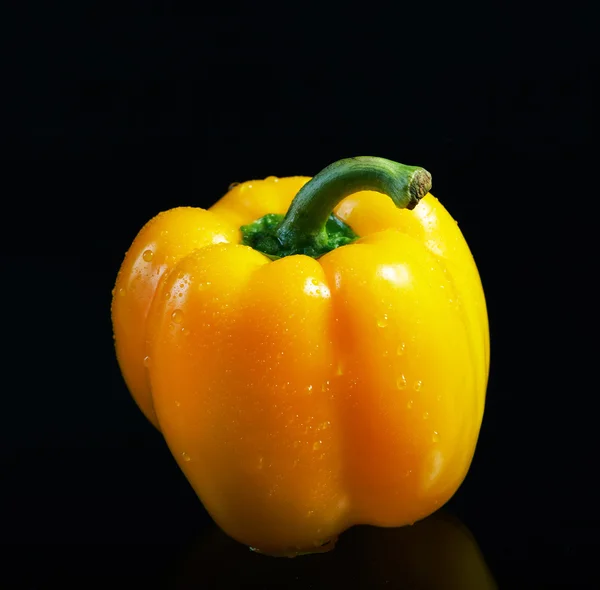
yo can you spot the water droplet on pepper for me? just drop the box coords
[377,314,389,328]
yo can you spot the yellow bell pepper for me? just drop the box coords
[111,156,489,557]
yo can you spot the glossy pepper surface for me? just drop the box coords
[111,157,489,556]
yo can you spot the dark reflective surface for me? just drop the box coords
[2,9,595,584]
[167,511,497,589]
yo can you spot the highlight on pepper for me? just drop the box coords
[111,156,490,557]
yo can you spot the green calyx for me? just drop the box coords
[241,213,357,260]
[240,156,432,260]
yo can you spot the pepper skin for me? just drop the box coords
[111,157,489,556]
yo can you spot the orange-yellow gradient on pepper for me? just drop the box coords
[111,157,489,556]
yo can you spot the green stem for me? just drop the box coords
[240,156,432,259]
[278,156,431,249]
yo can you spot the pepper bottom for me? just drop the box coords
[248,536,338,558]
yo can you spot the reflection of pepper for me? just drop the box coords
[170,511,497,588]
[112,157,489,556]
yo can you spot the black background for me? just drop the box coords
[1,2,596,588]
